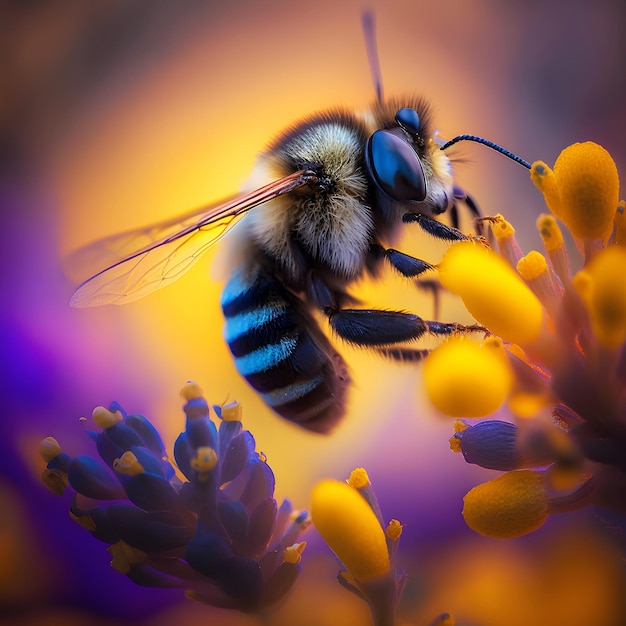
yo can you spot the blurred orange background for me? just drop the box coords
[2,0,626,624]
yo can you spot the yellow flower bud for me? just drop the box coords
[92,406,122,429]
[190,447,218,474]
[531,142,619,240]
[462,470,549,538]
[423,336,513,417]
[311,478,390,581]
[283,541,306,565]
[40,437,62,462]
[490,213,516,242]
[347,467,371,489]
[517,251,548,281]
[221,401,242,422]
[572,245,626,348]
[181,381,204,401]
[385,519,403,541]
[536,213,565,253]
[108,540,147,574]
[113,451,145,476]
[530,161,561,218]
[439,241,544,345]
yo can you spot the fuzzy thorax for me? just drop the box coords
[243,122,371,280]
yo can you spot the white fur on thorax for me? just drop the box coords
[238,122,371,280]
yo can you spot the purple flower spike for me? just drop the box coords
[40,382,309,613]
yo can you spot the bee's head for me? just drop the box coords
[364,106,431,206]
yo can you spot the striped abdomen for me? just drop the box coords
[221,270,349,433]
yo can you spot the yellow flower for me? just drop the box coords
[530,142,619,240]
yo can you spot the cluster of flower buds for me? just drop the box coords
[40,382,309,612]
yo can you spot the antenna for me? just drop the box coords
[362,10,383,103]
[440,134,531,169]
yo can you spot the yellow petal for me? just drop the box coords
[462,470,548,539]
[311,478,389,581]
[423,336,513,417]
[439,242,544,345]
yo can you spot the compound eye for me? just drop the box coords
[395,107,420,135]
[366,130,427,202]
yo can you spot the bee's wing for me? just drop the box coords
[69,170,315,307]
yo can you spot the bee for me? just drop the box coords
[70,14,530,433]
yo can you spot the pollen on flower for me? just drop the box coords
[462,470,549,539]
[113,451,145,476]
[423,336,513,417]
[490,213,516,240]
[516,251,563,316]
[284,541,306,565]
[92,406,122,429]
[181,380,204,401]
[39,437,62,462]
[453,419,469,433]
[109,540,147,574]
[347,467,370,489]
[385,519,403,541]
[535,213,571,284]
[530,161,562,218]
[449,430,464,453]
[487,214,524,266]
[190,446,218,475]
[438,241,544,345]
[536,213,565,252]
[311,478,390,582]
[221,401,242,422]
[517,251,548,281]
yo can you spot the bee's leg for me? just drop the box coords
[449,203,461,230]
[368,244,442,318]
[415,278,442,320]
[368,245,441,320]
[306,271,485,347]
[452,185,486,237]
[327,307,486,347]
[402,212,470,241]
[375,347,431,362]
[454,185,481,219]
[368,244,434,278]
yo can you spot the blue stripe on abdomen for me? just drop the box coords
[233,336,298,376]
[223,302,288,343]
[221,269,350,433]
[261,374,324,407]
